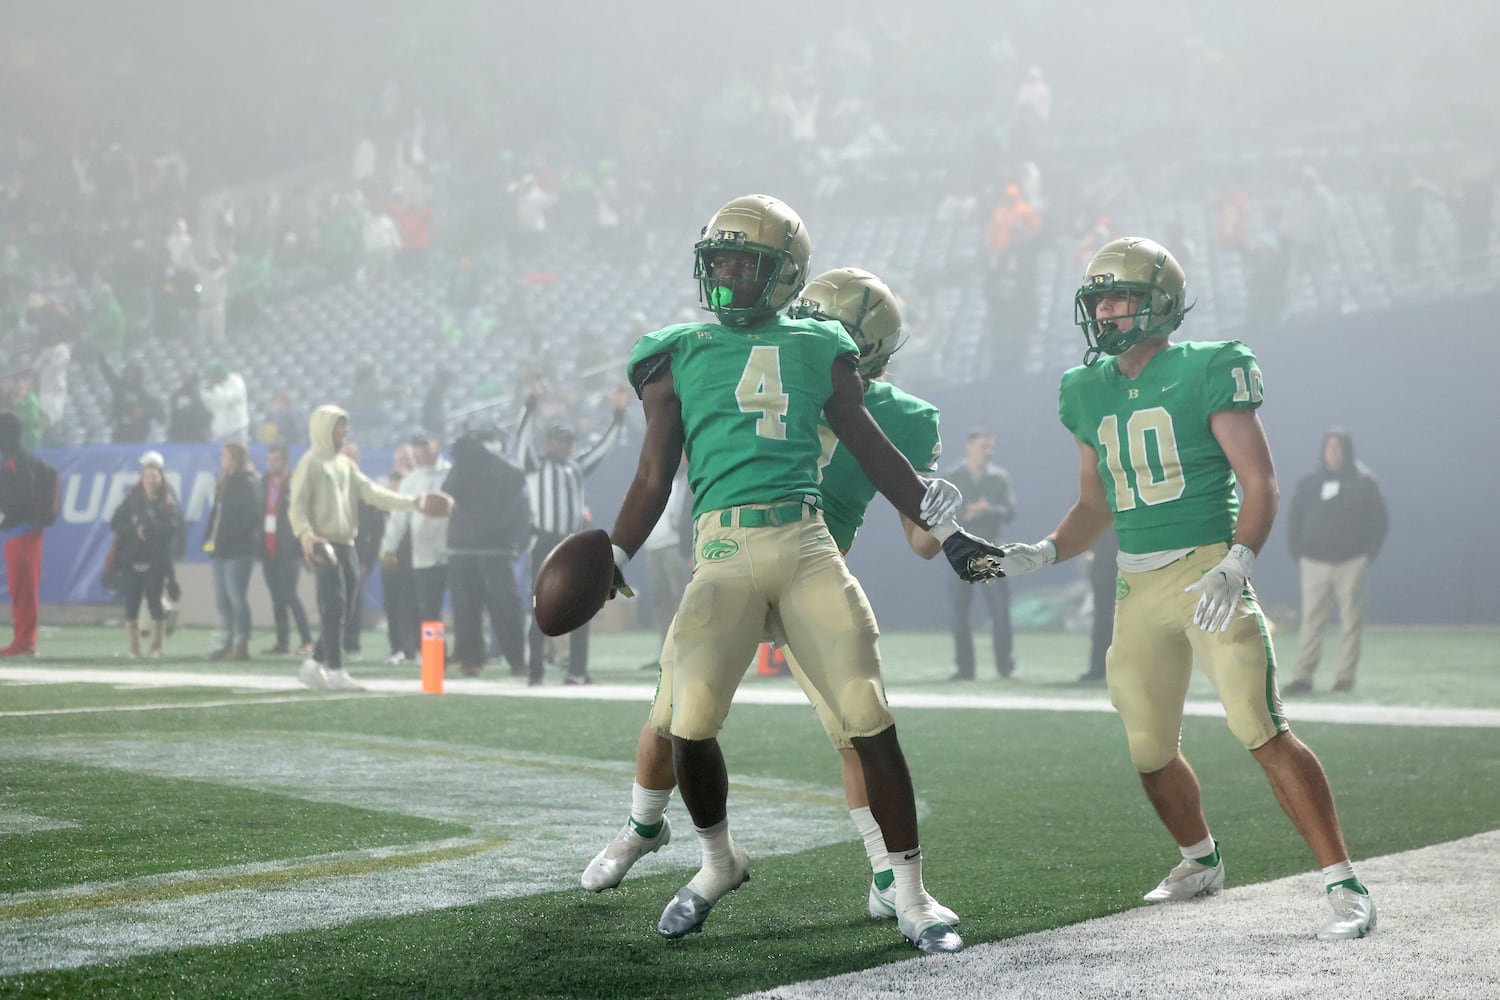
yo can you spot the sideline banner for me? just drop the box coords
[1,443,392,606]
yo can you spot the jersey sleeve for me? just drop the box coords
[1057,364,1091,441]
[894,397,942,474]
[1203,341,1263,413]
[627,325,686,397]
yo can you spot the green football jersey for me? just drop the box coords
[819,380,942,552]
[628,314,860,518]
[1058,340,1264,554]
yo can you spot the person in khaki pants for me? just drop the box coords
[1284,429,1388,694]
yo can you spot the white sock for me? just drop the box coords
[1322,859,1358,889]
[888,846,927,912]
[849,806,889,877]
[629,782,672,833]
[686,818,741,899]
[1180,834,1216,863]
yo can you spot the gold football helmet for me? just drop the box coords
[1074,237,1191,365]
[788,267,904,379]
[694,194,811,326]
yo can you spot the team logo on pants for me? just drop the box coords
[1116,577,1132,601]
[700,539,740,561]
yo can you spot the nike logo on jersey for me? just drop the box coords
[1161,382,1180,392]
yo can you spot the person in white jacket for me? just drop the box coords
[381,434,453,630]
[200,363,248,443]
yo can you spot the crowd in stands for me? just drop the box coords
[0,2,1495,448]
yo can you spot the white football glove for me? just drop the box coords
[919,477,963,526]
[1185,543,1255,632]
[999,538,1057,578]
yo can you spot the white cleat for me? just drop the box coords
[868,880,960,926]
[1318,885,1377,940]
[896,901,964,954]
[324,667,365,691]
[581,818,672,891]
[298,658,329,690]
[1144,851,1225,902]
[657,842,750,939]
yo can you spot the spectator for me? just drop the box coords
[289,404,450,690]
[518,377,629,685]
[167,368,213,442]
[0,412,45,656]
[33,335,72,445]
[345,361,390,449]
[203,441,260,661]
[378,444,419,665]
[196,255,230,342]
[1285,166,1337,310]
[260,442,313,656]
[166,218,194,271]
[109,450,180,658]
[0,378,45,450]
[382,434,452,640]
[946,428,1018,680]
[422,368,450,441]
[1285,430,1389,694]
[264,390,305,448]
[98,357,164,443]
[201,361,249,443]
[443,425,531,677]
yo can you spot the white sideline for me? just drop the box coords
[736,829,1500,1000]
[4,666,1500,728]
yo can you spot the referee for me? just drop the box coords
[519,378,630,685]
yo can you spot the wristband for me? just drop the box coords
[929,518,959,543]
[612,544,631,570]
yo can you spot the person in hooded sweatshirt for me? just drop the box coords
[1284,429,1389,694]
[289,404,452,690]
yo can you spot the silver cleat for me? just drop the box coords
[1143,850,1225,902]
[868,880,960,926]
[1318,885,1377,940]
[657,845,750,939]
[581,818,672,892]
[897,903,964,955]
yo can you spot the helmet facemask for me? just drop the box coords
[694,243,788,325]
[1073,240,1192,366]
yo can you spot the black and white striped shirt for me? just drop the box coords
[517,401,625,536]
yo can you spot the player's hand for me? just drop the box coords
[918,477,963,527]
[999,539,1058,578]
[940,528,1007,583]
[1185,543,1256,632]
[609,541,635,599]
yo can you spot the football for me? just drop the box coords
[533,529,614,637]
[307,540,337,571]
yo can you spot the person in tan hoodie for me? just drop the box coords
[290,404,451,690]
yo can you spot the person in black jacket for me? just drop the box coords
[98,357,165,443]
[167,368,212,443]
[444,425,532,677]
[110,450,181,657]
[1284,429,1389,694]
[259,442,313,656]
[203,441,261,661]
[945,428,1018,680]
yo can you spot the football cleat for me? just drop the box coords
[581,818,672,892]
[1143,849,1225,902]
[298,658,329,690]
[324,668,365,691]
[1318,885,1376,940]
[896,902,964,955]
[657,842,750,939]
[868,880,960,926]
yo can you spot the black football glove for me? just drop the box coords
[941,529,1007,583]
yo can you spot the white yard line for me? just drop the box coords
[735,829,1500,1000]
[4,666,1500,728]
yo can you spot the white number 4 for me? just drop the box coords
[736,345,790,440]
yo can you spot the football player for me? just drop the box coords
[603,195,1006,953]
[582,266,962,932]
[999,237,1376,940]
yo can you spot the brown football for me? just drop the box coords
[308,540,337,571]
[533,529,614,637]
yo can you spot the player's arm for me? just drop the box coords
[1048,438,1116,561]
[1001,438,1113,576]
[900,515,941,559]
[822,356,927,525]
[1209,407,1278,555]
[610,370,684,559]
